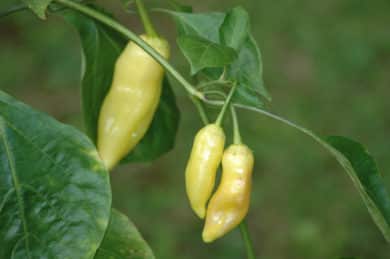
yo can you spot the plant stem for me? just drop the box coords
[239,220,256,259]
[197,80,231,90]
[232,107,253,259]
[231,106,242,144]
[54,0,203,99]
[190,95,209,125]
[202,98,326,147]
[135,0,158,37]
[0,4,28,18]
[234,104,324,144]
[215,83,236,126]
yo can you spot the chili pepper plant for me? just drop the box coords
[0,0,389,258]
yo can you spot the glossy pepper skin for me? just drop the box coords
[97,35,170,170]
[185,124,225,219]
[202,144,254,243]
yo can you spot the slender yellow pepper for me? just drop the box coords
[202,144,254,243]
[97,35,170,170]
[185,124,225,219]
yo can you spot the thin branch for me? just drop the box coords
[231,106,242,145]
[189,95,209,125]
[239,220,256,259]
[135,0,158,37]
[54,0,203,99]
[0,4,28,18]
[215,83,236,126]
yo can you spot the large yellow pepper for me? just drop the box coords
[185,124,225,218]
[202,144,254,243]
[97,35,170,170]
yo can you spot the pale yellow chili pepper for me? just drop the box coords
[185,124,225,218]
[202,144,254,243]
[97,35,170,170]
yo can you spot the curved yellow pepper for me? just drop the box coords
[185,124,225,218]
[97,35,170,170]
[202,144,254,243]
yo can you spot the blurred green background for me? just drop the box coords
[1,0,389,258]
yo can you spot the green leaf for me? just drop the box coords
[63,8,126,143]
[168,0,193,13]
[203,25,268,108]
[234,87,264,109]
[228,35,271,103]
[220,6,249,50]
[165,6,270,106]
[239,105,390,242]
[161,10,225,43]
[95,209,155,259]
[220,8,270,103]
[120,0,135,8]
[326,136,390,241]
[22,0,53,19]
[62,8,180,163]
[0,90,111,258]
[177,35,237,75]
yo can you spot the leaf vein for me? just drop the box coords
[0,119,31,259]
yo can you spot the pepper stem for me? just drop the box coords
[135,0,158,37]
[190,95,209,125]
[239,220,256,259]
[231,106,242,144]
[215,83,236,126]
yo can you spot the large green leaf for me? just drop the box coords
[238,105,390,242]
[177,35,237,75]
[22,0,53,19]
[227,35,271,105]
[63,8,180,164]
[219,6,249,51]
[219,7,270,104]
[161,10,225,43]
[0,90,111,258]
[95,209,155,259]
[63,8,126,143]
[165,6,270,107]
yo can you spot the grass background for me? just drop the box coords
[1,0,389,258]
